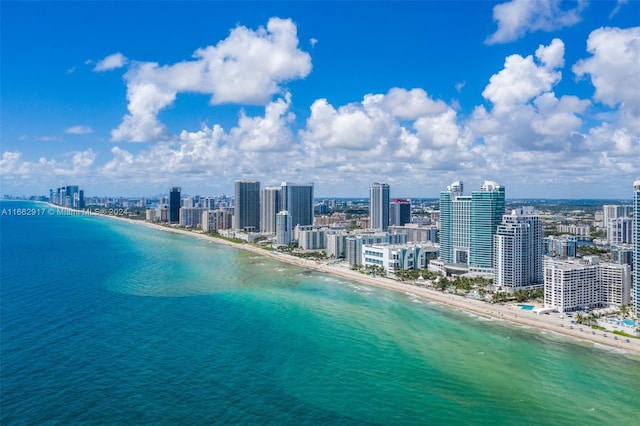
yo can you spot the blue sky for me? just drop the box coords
[1,0,639,199]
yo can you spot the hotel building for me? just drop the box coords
[439,180,505,274]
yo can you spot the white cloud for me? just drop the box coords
[0,149,96,184]
[65,125,93,135]
[111,17,312,142]
[482,39,564,113]
[609,0,628,19]
[229,94,296,152]
[486,0,585,44]
[94,52,129,72]
[573,26,640,131]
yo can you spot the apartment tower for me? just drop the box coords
[235,180,260,232]
[370,183,390,231]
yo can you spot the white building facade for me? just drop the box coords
[494,207,544,290]
[544,257,631,312]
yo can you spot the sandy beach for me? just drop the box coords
[41,203,640,356]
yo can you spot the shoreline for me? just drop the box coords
[35,202,640,356]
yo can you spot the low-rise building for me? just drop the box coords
[362,242,439,275]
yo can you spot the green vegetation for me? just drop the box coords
[577,245,607,257]
[207,232,245,245]
[291,251,327,260]
[612,330,637,339]
[395,269,439,281]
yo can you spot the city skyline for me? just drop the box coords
[1,1,639,198]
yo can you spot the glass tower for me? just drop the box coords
[439,180,505,270]
[370,183,390,231]
[280,182,314,229]
[235,180,260,232]
[470,181,505,270]
[169,187,181,223]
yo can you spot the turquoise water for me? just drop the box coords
[517,304,535,311]
[1,201,639,425]
[622,319,635,327]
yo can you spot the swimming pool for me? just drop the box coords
[622,319,636,327]
[517,304,534,311]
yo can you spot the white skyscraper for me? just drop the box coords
[276,210,293,246]
[369,183,390,231]
[494,207,544,289]
[261,187,281,235]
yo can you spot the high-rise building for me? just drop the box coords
[494,207,544,289]
[235,180,260,232]
[280,182,314,229]
[544,256,630,312]
[634,180,640,316]
[261,187,281,235]
[369,183,390,231]
[390,198,411,226]
[169,187,181,223]
[608,217,633,245]
[276,210,292,246]
[470,181,505,271]
[439,180,505,272]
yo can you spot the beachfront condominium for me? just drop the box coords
[169,187,181,223]
[235,180,260,232]
[276,210,293,246]
[280,182,314,229]
[544,256,631,312]
[390,198,411,226]
[370,183,390,231]
[634,180,640,316]
[494,207,544,290]
[261,187,281,235]
[439,180,505,273]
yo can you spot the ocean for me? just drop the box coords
[1,201,638,425]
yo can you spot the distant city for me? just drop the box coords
[4,179,640,320]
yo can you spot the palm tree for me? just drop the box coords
[575,313,585,325]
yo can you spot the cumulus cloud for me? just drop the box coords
[94,52,129,72]
[229,94,296,152]
[486,0,586,44]
[471,38,592,157]
[482,38,564,113]
[573,26,640,131]
[0,149,96,184]
[65,125,93,135]
[111,17,311,142]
